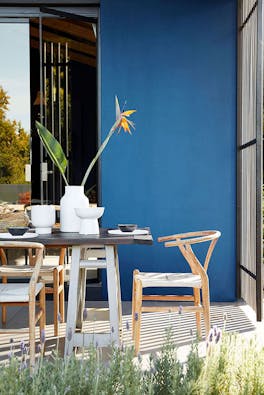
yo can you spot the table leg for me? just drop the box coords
[105,245,121,345]
[76,266,87,329]
[114,246,123,336]
[64,246,81,357]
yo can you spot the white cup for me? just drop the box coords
[31,205,56,234]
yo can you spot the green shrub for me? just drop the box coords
[0,330,263,394]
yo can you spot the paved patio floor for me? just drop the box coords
[0,299,263,365]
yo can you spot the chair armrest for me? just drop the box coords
[158,231,221,247]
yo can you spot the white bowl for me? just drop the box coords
[75,207,105,219]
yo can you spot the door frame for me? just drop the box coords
[237,0,263,320]
[0,4,101,205]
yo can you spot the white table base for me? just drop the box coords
[64,244,122,356]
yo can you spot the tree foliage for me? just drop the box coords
[0,86,30,184]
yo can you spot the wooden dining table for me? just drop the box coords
[2,227,153,355]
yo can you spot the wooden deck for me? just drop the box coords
[0,300,263,364]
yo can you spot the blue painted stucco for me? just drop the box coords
[100,0,237,301]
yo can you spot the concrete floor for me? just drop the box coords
[0,299,263,364]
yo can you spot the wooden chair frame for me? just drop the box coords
[132,230,221,354]
[1,246,65,337]
[0,241,46,369]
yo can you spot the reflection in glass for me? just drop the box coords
[0,23,31,204]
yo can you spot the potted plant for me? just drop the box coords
[36,97,136,232]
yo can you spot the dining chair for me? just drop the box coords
[0,241,46,369]
[0,244,65,337]
[131,230,221,354]
[25,205,66,336]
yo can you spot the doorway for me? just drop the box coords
[30,13,98,204]
[0,7,99,206]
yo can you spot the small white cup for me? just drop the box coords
[31,205,56,234]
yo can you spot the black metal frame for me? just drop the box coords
[237,0,263,321]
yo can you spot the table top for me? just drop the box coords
[0,228,153,247]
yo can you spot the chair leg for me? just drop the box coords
[59,270,65,323]
[59,247,66,323]
[2,306,6,325]
[193,287,201,337]
[39,286,46,335]
[134,278,142,355]
[131,269,139,339]
[53,268,59,336]
[201,282,210,338]
[29,298,36,370]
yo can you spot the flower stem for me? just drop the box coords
[81,118,120,186]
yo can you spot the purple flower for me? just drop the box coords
[111,326,115,333]
[178,305,183,315]
[208,328,214,343]
[213,325,218,336]
[40,329,46,344]
[126,321,130,331]
[20,340,26,353]
[215,328,222,343]
[134,312,139,321]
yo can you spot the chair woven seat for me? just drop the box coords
[0,283,44,303]
[135,272,202,288]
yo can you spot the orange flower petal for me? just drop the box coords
[122,110,136,117]
[120,117,132,134]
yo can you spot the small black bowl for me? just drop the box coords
[118,224,137,232]
[8,227,29,236]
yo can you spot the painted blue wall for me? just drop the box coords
[100,0,237,301]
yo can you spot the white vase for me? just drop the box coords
[60,186,89,232]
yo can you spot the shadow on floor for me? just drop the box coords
[0,300,258,362]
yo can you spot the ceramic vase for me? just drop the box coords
[60,186,89,232]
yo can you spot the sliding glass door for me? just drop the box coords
[0,6,99,206]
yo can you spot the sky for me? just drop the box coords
[0,23,30,132]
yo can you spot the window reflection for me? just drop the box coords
[0,23,31,204]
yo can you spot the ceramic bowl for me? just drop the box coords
[8,227,29,236]
[75,207,105,219]
[118,224,137,232]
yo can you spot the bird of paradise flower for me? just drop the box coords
[36,96,136,186]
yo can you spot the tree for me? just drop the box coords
[0,86,30,184]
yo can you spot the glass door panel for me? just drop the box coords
[30,15,97,205]
[0,22,31,206]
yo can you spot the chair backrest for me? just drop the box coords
[0,241,44,291]
[158,230,221,278]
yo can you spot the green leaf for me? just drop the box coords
[35,121,69,185]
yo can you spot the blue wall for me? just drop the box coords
[100,0,237,301]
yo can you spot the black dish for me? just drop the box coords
[8,227,29,236]
[118,224,137,232]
